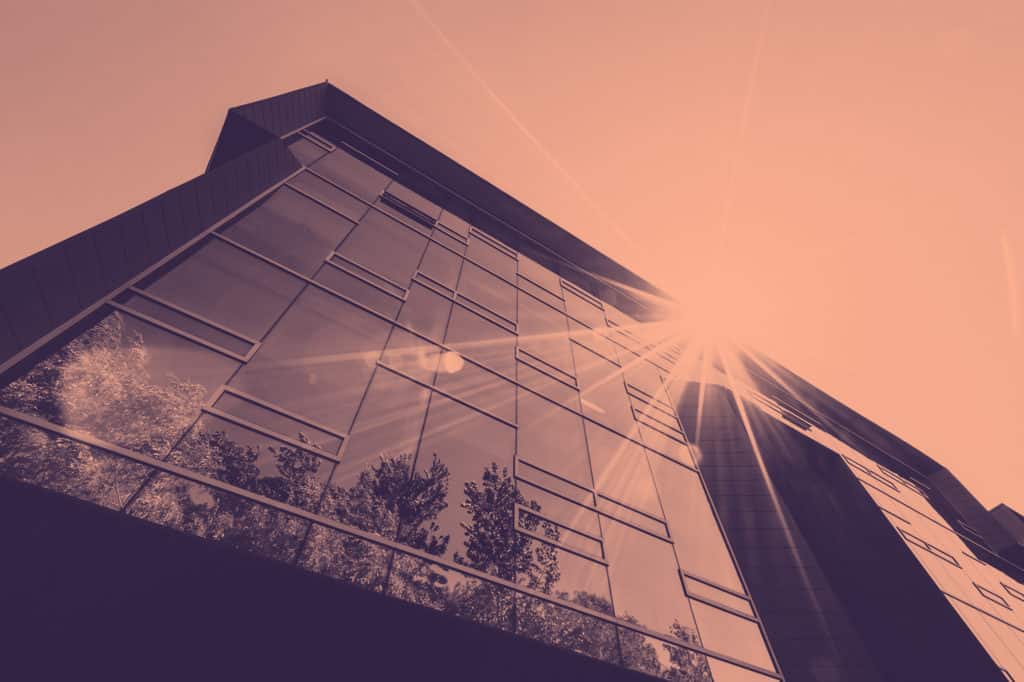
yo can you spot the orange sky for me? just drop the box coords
[2,1,1022,511]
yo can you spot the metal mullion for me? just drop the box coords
[468,226,517,259]
[514,513,607,566]
[682,571,756,602]
[685,593,762,624]
[559,278,604,309]
[302,167,375,210]
[413,271,456,298]
[284,180,369,225]
[433,221,468,246]
[515,474,599,514]
[329,251,407,295]
[516,457,594,496]
[299,129,334,152]
[108,302,249,363]
[126,287,259,345]
[514,503,604,545]
[596,508,670,542]
[944,591,1024,637]
[363,202,431,238]
[516,347,577,388]
[201,406,341,463]
[219,386,347,442]
[597,492,666,527]
[461,250,518,288]
[517,271,564,301]
[453,295,517,334]
[321,259,407,302]
[568,333,622,368]
[633,404,686,436]
[277,117,327,142]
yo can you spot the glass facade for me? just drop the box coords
[0,135,778,681]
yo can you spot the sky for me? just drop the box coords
[2,0,1022,511]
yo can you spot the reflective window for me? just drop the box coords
[466,234,516,281]
[517,390,592,488]
[444,304,515,378]
[299,524,393,592]
[564,288,606,328]
[639,423,694,466]
[289,171,368,222]
[313,263,403,319]
[231,288,389,433]
[518,255,562,296]
[684,576,753,616]
[517,540,612,613]
[128,473,309,562]
[418,241,463,290]
[0,311,237,457]
[649,455,744,593]
[118,293,253,356]
[213,391,342,455]
[143,238,304,340]
[457,261,516,322]
[519,508,602,558]
[624,359,671,405]
[516,459,594,507]
[397,283,452,342]
[167,414,330,512]
[438,209,471,238]
[573,343,636,434]
[569,319,619,363]
[691,601,774,670]
[311,149,390,202]
[380,327,441,384]
[222,187,356,276]
[518,276,564,311]
[0,416,152,510]
[518,293,573,377]
[618,627,713,681]
[601,515,699,641]
[516,360,581,411]
[585,421,662,518]
[515,592,619,665]
[336,209,427,288]
[517,480,601,537]
[435,358,515,423]
[430,227,466,255]
[707,657,778,682]
[597,497,669,538]
[414,395,516,572]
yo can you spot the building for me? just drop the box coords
[0,83,1020,681]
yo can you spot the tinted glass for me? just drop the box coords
[385,182,441,220]
[444,304,515,378]
[569,319,619,362]
[691,601,773,670]
[286,135,327,166]
[466,234,516,280]
[649,455,743,592]
[518,292,574,376]
[518,255,562,295]
[517,479,601,536]
[336,209,427,288]
[430,227,466,255]
[516,459,595,507]
[618,627,713,681]
[517,390,592,488]
[515,592,619,665]
[624,359,672,404]
[0,311,237,457]
[457,261,516,322]
[313,263,403,319]
[519,509,602,558]
[120,293,253,356]
[311,149,390,202]
[222,187,356,276]
[380,327,441,384]
[684,576,753,616]
[707,657,778,682]
[144,238,304,339]
[435,358,515,423]
[213,391,342,454]
[585,421,662,517]
[517,540,612,613]
[597,497,669,537]
[438,209,471,237]
[299,524,392,592]
[564,288,606,328]
[573,343,636,434]
[418,241,463,290]
[398,283,452,342]
[516,360,581,411]
[289,171,368,223]
[231,288,389,433]
[639,423,694,466]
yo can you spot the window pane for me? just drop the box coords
[457,261,516,322]
[397,283,452,342]
[313,263,403,319]
[569,319,619,362]
[444,304,515,378]
[128,474,309,563]
[519,509,602,558]
[311,149,390,202]
[320,369,432,540]
[518,293,573,376]
[438,209,471,237]
[336,209,427,288]
[638,424,694,466]
[516,459,594,507]
[518,255,561,296]
[167,414,330,512]
[618,627,713,682]
[707,657,778,682]
[418,241,463,290]
[385,182,441,220]
[144,238,304,339]
[430,228,466,255]
[435,358,515,423]
[517,361,581,411]
[413,395,516,572]
[624,359,672,405]
[222,187,356,276]
[0,311,237,457]
[380,327,441,384]
[119,293,253,356]
[597,497,669,537]
[573,343,636,434]
[299,524,392,592]
[213,391,342,455]
[515,592,619,665]
[601,515,699,641]
[518,276,564,312]
[286,135,327,166]
[684,576,753,616]
[231,288,389,433]
[0,416,152,510]
[517,479,601,537]
[691,601,773,670]
[289,170,368,223]
[649,456,743,593]
[517,390,592,488]
[516,540,613,613]
[466,234,515,280]
[564,288,606,328]
[585,421,662,517]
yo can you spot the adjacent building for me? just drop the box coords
[0,83,1020,681]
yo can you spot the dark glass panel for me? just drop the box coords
[518,255,562,296]
[684,576,753,616]
[618,627,714,682]
[435,358,515,423]
[388,554,515,632]
[597,497,669,537]
[519,509,602,558]
[438,209,471,237]
[213,391,342,454]
[128,474,309,562]
[0,416,151,510]
[564,288,606,328]
[311,149,390,202]
[516,361,581,411]
[319,369,431,541]
[380,327,441,384]
[336,209,427,287]
[585,421,662,517]
[120,293,253,355]
[231,288,390,433]
[313,263,403,319]
[518,479,600,536]
[385,182,442,220]
[707,657,777,682]
[691,601,773,670]
[290,171,368,223]
[414,395,516,573]
[430,227,466,255]
[444,304,515,378]
[418,241,463,290]
[516,539,612,613]
[515,592,619,665]
[286,135,327,166]
[0,311,237,457]
[648,456,743,593]
[222,187,356,276]
[601,515,700,641]
[516,459,594,507]
[144,238,304,339]
[167,414,330,512]
[397,283,452,343]
[457,261,516,322]
[518,276,564,311]
[517,390,591,488]
[518,292,574,376]
[298,524,392,592]
[569,319,619,362]
[466,234,516,281]
[573,343,636,434]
